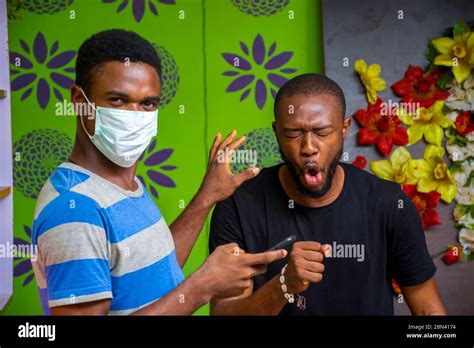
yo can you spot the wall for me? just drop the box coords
[322,0,474,314]
[0,0,13,310]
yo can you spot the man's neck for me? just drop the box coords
[69,135,138,191]
[278,163,345,208]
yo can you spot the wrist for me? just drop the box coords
[279,263,296,303]
[194,187,215,211]
[278,264,307,310]
[188,268,214,305]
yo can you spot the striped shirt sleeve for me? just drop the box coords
[33,191,112,308]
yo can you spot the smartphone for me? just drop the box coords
[265,235,297,252]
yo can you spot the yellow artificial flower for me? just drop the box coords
[370,147,417,185]
[410,145,456,203]
[398,101,453,146]
[354,59,386,105]
[432,29,474,83]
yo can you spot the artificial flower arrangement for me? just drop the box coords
[352,21,474,269]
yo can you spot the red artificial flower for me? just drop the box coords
[391,66,449,109]
[353,98,408,156]
[391,278,401,296]
[441,247,459,265]
[352,155,367,169]
[455,111,474,136]
[403,184,441,229]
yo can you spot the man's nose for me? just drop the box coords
[126,103,142,111]
[300,132,319,157]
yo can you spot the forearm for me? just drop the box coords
[409,301,447,316]
[170,189,213,267]
[423,308,447,315]
[211,275,287,316]
[133,270,211,315]
[401,278,447,316]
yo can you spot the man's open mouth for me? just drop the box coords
[303,166,323,188]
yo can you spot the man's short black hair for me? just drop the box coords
[75,29,161,94]
[274,73,346,120]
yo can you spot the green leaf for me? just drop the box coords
[453,21,470,37]
[445,127,468,146]
[454,136,468,146]
[425,39,438,62]
[449,161,463,172]
[458,204,470,216]
[466,171,474,187]
[447,127,457,137]
[437,70,455,90]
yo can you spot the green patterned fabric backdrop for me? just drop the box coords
[4,0,323,315]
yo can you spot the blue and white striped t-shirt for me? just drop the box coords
[31,162,184,315]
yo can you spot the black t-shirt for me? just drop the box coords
[209,162,436,315]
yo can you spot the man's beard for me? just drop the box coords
[279,146,343,199]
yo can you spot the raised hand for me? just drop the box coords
[198,130,260,207]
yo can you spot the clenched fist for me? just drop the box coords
[284,241,328,294]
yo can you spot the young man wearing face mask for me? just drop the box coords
[209,74,446,316]
[30,29,287,315]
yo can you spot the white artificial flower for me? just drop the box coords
[459,228,474,253]
[467,142,474,156]
[464,75,474,89]
[446,75,474,111]
[453,171,468,186]
[454,204,474,229]
[456,186,474,205]
[447,144,469,162]
[461,158,474,173]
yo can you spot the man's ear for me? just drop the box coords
[342,117,351,139]
[71,84,85,104]
[71,85,95,119]
[272,121,277,132]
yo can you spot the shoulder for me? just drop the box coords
[34,164,95,218]
[232,164,281,199]
[342,162,404,200]
[343,163,418,227]
[212,164,280,223]
[33,164,105,243]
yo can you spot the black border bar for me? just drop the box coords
[0,315,473,345]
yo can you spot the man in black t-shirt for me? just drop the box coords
[209,73,446,315]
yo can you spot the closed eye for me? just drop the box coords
[316,131,331,137]
[285,131,303,138]
[314,126,334,137]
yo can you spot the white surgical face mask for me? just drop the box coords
[79,88,158,168]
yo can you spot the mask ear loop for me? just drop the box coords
[78,87,96,139]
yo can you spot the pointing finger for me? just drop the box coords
[243,249,287,266]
